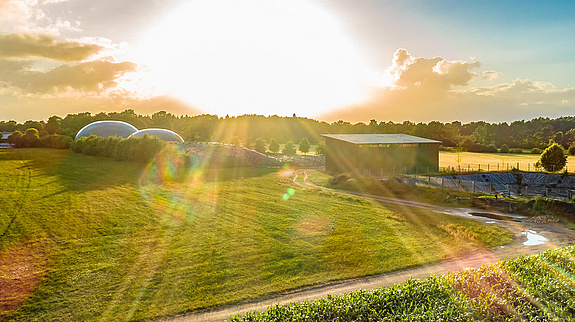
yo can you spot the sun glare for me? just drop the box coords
[134,0,373,117]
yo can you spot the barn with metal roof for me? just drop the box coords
[322,134,441,175]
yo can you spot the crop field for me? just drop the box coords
[233,245,575,321]
[440,151,575,172]
[0,149,511,321]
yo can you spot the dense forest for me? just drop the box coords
[2,110,575,151]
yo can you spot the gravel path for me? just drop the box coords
[160,170,575,322]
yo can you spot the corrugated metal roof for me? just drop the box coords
[321,134,441,144]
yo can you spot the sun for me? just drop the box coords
[134,0,374,117]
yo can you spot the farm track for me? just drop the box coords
[161,169,575,322]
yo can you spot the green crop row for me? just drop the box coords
[231,246,575,321]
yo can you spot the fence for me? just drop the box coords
[397,174,575,200]
[439,163,575,173]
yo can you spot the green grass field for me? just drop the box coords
[0,149,511,321]
[440,151,575,172]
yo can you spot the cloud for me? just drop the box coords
[318,49,575,123]
[386,48,480,91]
[0,93,203,122]
[0,59,138,94]
[481,70,499,80]
[0,0,41,24]
[0,33,102,61]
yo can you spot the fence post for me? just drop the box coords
[488,164,490,171]
[472,181,475,193]
[478,164,481,172]
[497,164,499,171]
[528,163,530,171]
[517,162,519,170]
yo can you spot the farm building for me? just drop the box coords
[322,134,441,175]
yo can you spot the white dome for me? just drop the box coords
[75,121,138,140]
[130,128,184,142]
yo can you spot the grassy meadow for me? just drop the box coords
[0,148,511,321]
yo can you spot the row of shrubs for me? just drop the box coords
[71,134,166,162]
[7,129,73,149]
[442,143,543,154]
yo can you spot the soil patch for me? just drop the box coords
[0,241,49,318]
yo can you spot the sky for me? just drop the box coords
[1,0,574,123]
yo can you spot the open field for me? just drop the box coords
[0,149,511,321]
[440,151,575,172]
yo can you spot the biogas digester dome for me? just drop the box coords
[75,121,138,140]
[130,128,184,142]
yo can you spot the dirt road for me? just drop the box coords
[161,170,575,322]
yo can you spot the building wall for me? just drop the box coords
[325,139,439,174]
[325,137,359,173]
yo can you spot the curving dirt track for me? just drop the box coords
[161,170,575,322]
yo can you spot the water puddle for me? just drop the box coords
[521,230,548,246]
[467,212,523,222]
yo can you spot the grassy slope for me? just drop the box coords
[0,149,511,321]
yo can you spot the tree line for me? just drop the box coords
[4,110,575,151]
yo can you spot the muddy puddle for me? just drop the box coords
[467,211,525,222]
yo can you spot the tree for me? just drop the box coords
[7,130,23,147]
[282,141,296,155]
[535,143,567,172]
[22,128,40,147]
[569,143,575,156]
[315,142,326,155]
[268,138,280,153]
[499,144,509,153]
[298,138,311,154]
[45,115,62,134]
[254,137,266,153]
[229,136,241,147]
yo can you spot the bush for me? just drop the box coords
[568,144,575,155]
[22,128,40,147]
[484,144,498,153]
[510,148,523,154]
[7,131,23,147]
[459,138,483,152]
[41,134,73,149]
[499,144,509,153]
[328,173,351,186]
[531,148,542,154]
